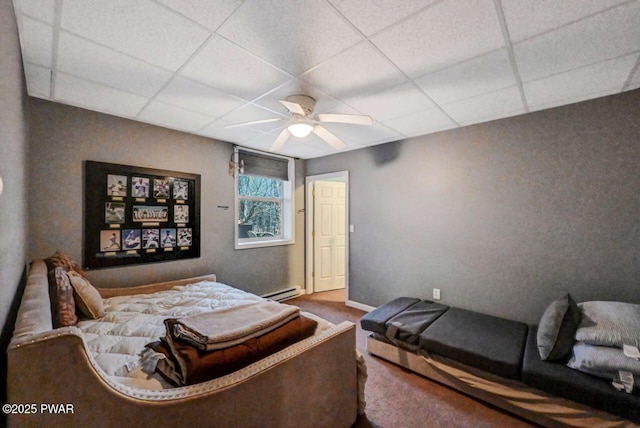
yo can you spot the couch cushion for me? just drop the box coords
[360,297,420,335]
[536,293,580,361]
[419,307,528,379]
[523,326,640,424]
[385,300,449,345]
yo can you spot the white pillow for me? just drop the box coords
[567,342,640,387]
[575,301,640,348]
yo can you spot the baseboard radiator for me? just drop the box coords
[261,286,301,302]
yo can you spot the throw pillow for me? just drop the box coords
[575,301,640,348]
[48,267,78,327]
[44,251,90,280]
[567,342,640,388]
[537,293,581,361]
[67,270,105,319]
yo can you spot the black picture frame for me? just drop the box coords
[84,160,201,269]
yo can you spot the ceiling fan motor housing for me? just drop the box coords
[285,94,316,116]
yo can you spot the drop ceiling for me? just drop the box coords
[13,0,640,159]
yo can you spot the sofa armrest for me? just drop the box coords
[8,322,357,427]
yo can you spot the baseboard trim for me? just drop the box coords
[346,299,375,312]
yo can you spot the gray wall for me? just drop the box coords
[1,0,30,409]
[1,0,29,337]
[308,90,640,324]
[28,99,306,296]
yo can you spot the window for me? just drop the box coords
[235,148,294,249]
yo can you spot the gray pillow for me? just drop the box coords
[537,294,581,361]
[567,342,640,387]
[575,301,640,348]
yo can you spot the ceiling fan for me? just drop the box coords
[224,95,373,152]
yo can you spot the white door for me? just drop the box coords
[313,181,346,292]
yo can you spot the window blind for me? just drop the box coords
[238,149,289,181]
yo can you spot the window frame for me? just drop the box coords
[234,147,295,250]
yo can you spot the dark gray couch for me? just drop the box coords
[361,297,640,425]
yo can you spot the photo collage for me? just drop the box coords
[100,174,193,254]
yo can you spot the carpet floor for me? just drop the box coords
[287,290,536,428]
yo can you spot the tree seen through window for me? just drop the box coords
[238,175,282,238]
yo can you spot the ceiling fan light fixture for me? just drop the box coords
[288,123,313,138]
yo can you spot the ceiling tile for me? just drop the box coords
[155,76,246,118]
[442,86,525,126]
[220,103,288,132]
[371,0,504,77]
[15,0,55,24]
[199,119,262,143]
[341,80,435,122]
[252,79,356,117]
[13,0,640,160]
[54,73,148,117]
[180,35,291,101]
[217,0,362,75]
[414,48,517,105]
[156,0,243,31]
[302,41,406,100]
[24,63,51,97]
[320,122,401,146]
[515,1,640,82]
[328,0,439,36]
[502,0,629,42]
[17,16,52,67]
[240,132,289,153]
[525,54,638,109]
[138,100,214,132]
[57,32,172,97]
[384,108,458,137]
[276,133,340,159]
[61,0,210,71]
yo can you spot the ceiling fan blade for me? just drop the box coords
[312,126,346,150]
[279,100,306,116]
[224,118,283,129]
[316,113,372,126]
[269,128,291,152]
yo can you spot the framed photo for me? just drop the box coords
[84,161,200,269]
[133,205,169,223]
[178,228,192,246]
[161,228,177,248]
[153,178,170,199]
[142,229,160,249]
[122,229,141,250]
[100,230,121,251]
[174,205,189,223]
[174,180,188,200]
[107,174,127,196]
[105,202,125,224]
[131,177,149,198]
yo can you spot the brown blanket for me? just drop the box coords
[171,301,300,351]
[149,315,318,386]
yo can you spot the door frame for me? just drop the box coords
[305,171,349,296]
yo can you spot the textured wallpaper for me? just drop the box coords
[308,90,640,324]
[0,0,29,334]
[27,99,306,296]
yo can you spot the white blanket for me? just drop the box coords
[75,280,332,390]
[172,301,300,350]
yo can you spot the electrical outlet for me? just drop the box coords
[433,288,441,300]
